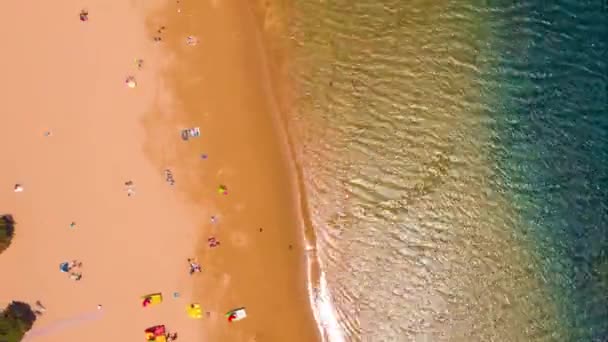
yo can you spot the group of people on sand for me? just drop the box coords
[65,260,83,281]
[164,169,175,186]
[166,331,179,341]
[69,14,223,340]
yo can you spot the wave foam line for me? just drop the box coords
[306,244,345,342]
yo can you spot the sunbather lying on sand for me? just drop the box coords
[187,258,201,275]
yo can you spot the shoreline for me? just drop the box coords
[0,0,324,340]
[242,3,340,341]
[239,3,333,341]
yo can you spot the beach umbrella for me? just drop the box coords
[59,262,70,273]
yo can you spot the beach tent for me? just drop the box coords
[225,307,247,322]
[144,325,167,342]
[186,303,202,319]
[142,293,163,307]
[59,262,70,273]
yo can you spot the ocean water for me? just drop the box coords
[286,1,608,341]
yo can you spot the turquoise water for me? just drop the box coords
[287,1,607,340]
[487,1,608,340]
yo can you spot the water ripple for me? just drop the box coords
[288,0,605,340]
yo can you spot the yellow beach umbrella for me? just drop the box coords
[187,303,202,319]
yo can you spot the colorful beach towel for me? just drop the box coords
[144,325,167,342]
[141,293,163,307]
[225,307,247,322]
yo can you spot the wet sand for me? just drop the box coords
[0,0,318,341]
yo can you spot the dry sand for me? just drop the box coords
[0,0,318,341]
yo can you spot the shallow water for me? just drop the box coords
[286,1,607,341]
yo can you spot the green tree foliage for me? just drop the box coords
[0,215,15,254]
[0,301,37,342]
[0,216,36,341]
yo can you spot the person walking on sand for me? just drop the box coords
[35,301,46,312]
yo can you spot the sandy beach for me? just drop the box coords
[0,0,319,341]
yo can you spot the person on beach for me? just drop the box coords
[66,260,82,270]
[79,9,88,22]
[142,297,152,307]
[164,169,175,185]
[34,301,47,316]
[125,180,135,196]
[125,76,137,89]
[186,36,198,46]
[208,237,220,248]
[35,301,46,312]
[188,258,201,275]
[153,26,166,42]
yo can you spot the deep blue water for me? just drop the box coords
[488,1,608,340]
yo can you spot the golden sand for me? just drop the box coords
[143,0,320,340]
[0,0,319,341]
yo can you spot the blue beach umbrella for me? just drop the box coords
[59,262,70,273]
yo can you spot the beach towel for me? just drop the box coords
[141,293,163,307]
[187,303,202,319]
[226,307,247,322]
